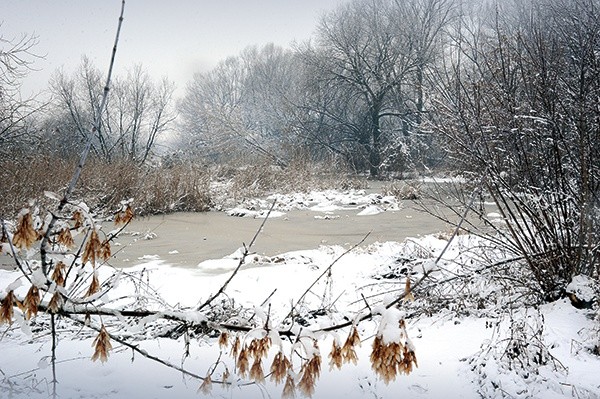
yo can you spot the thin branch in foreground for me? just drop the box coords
[287,231,371,319]
[64,314,255,389]
[197,200,277,312]
[40,0,126,275]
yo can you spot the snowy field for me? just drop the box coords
[1,188,599,399]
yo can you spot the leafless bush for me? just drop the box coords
[429,0,600,302]
[468,309,567,398]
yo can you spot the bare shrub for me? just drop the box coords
[0,153,75,217]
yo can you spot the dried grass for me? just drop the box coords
[1,151,367,219]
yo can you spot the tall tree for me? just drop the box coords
[179,44,301,166]
[50,58,176,164]
[298,0,454,176]
[0,28,42,154]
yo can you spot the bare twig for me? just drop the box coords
[197,200,276,312]
[287,231,371,319]
[40,0,125,275]
[50,314,57,399]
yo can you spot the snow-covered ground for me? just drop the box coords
[1,189,599,399]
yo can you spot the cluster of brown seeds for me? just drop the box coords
[57,227,75,248]
[82,229,111,267]
[298,348,322,397]
[114,204,134,226]
[370,319,418,384]
[205,327,367,398]
[91,324,112,363]
[22,285,40,319]
[12,212,37,250]
[0,290,17,325]
[328,326,361,370]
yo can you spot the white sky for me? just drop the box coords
[2,0,346,98]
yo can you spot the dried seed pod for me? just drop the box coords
[328,340,343,370]
[371,335,412,384]
[72,210,84,229]
[91,325,112,363]
[23,285,40,320]
[51,262,66,287]
[270,351,292,384]
[298,353,321,398]
[221,368,231,389]
[0,226,8,243]
[231,336,241,358]
[114,205,134,226]
[0,290,17,324]
[237,347,250,378]
[82,229,102,266]
[86,272,101,297]
[13,212,37,249]
[198,373,212,395]
[218,331,229,349]
[248,336,271,361]
[48,292,63,313]
[249,358,265,383]
[282,374,296,399]
[400,346,418,375]
[404,278,415,302]
[341,327,360,364]
[57,227,75,248]
[99,240,111,262]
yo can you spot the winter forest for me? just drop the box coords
[0,0,599,398]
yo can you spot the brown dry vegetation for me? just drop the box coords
[0,152,367,219]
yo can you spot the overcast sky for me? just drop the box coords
[2,0,346,98]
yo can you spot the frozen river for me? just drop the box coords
[112,200,450,269]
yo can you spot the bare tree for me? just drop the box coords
[178,43,300,166]
[297,0,455,177]
[50,59,175,164]
[0,27,43,154]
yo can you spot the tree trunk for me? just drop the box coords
[369,109,381,177]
